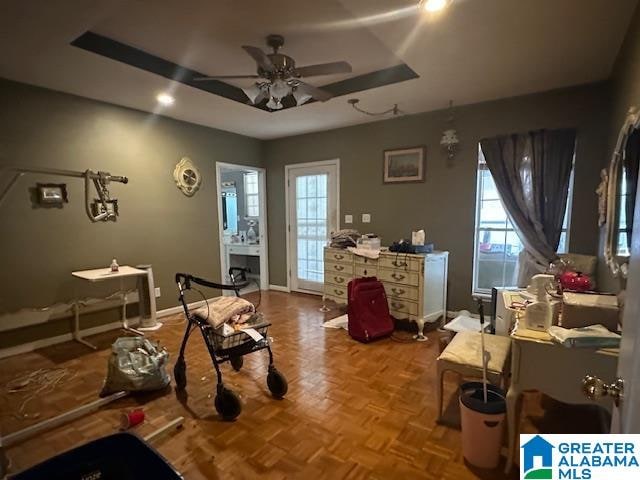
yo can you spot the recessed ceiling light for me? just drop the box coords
[421,0,449,12]
[156,93,175,106]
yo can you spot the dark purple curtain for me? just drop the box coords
[480,129,576,286]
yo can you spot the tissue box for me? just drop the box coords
[561,293,619,332]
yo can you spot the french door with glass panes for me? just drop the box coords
[287,161,339,294]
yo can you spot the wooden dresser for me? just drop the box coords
[323,247,449,339]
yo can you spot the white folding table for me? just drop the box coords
[71,266,148,349]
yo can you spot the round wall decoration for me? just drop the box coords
[173,157,202,196]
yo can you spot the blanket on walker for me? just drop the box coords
[193,296,255,328]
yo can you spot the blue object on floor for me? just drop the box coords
[12,432,182,480]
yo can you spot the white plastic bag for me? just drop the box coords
[100,337,170,396]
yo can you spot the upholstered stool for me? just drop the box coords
[436,331,511,420]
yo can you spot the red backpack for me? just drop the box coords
[347,277,394,343]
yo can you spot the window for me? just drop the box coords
[472,146,573,295]
[244,171,259,218]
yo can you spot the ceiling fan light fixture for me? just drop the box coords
[293,88,313,106]
[270,79,291,99]
[242,84,263,104]
[266,97,283,110]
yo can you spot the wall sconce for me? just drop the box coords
[440,100,459,160]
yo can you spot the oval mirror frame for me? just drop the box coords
[604,106,640,278]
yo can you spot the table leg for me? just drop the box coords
[505,384,522,473]
[414,317,428,342]
[72,300,97,350]
[505,339,522,474]
[121,277,144,336]
[120,278,127,326]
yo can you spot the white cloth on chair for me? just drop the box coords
[438,331,511,375]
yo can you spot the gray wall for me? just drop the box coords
[598,3,640,292]
[0,79,262,348]
[265,84,609,311]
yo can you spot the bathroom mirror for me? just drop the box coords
[604,107,640,278]
[222,187,238,235]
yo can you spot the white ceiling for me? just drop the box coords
[0,0,637,140]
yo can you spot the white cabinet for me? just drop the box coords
[324,248,449,339]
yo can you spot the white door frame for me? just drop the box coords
[285,158,340,294]
[611,172,640,433]
[215,162,269,292]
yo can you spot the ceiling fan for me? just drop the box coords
[193,34,352,110]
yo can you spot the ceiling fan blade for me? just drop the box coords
[192,75,260,81]
[297,81,333,102]
[295,61,352,78]
[242,45,274,72]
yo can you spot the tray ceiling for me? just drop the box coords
[0,0,637,139]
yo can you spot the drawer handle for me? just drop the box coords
[392,288,405,295]
[335,254,344,260]
[334,265,344,271]
[334,276,345,284]
[393,261,408,267]
[334,289,344,296]
[363,269,368,276]
[391,273,405,281]
[391,301,405,310]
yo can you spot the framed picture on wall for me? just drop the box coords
[36,183,68,205]
[383,146,426,183]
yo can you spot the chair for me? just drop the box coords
[436,330,511,420]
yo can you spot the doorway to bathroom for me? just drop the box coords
[216,162,269,294]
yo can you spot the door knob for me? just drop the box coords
[582,375,624,407]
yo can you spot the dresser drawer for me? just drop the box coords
[390,309,417,321]
[377,269,419,286]
[324,249,352,263]
[383,283,419,301]
[324,285,348,300]
[324,294,348,306]
[325,261,353,275]
[388,299,418,315]
[355,265,377,277]
[325,272,351,286]
[354,256,378,266]
[379,255,421,272]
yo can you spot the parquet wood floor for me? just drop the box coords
[1,291,606,479]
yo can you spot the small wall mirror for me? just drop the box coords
[604,107,640,277]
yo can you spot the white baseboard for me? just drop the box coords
[269,284,290,293]
[0,297,220,359]
[0,318,140,359]
[157,298,216,319]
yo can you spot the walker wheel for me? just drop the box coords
[174,357,187,391]
[267,366,288,399]
[215,386,242,421]
[230,355,244,371]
